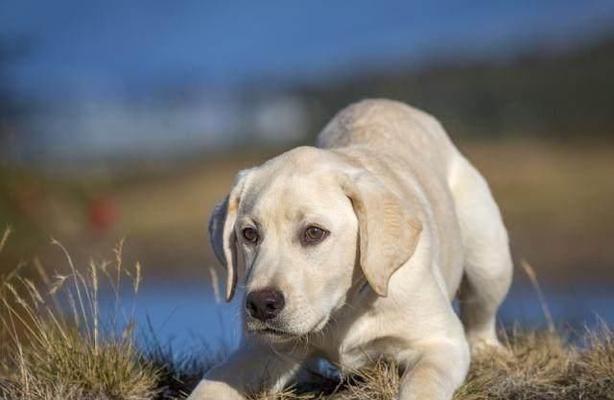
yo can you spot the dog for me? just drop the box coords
[188,99,512,400]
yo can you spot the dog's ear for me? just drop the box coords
[341,171,422,296]
[208,169,252,302]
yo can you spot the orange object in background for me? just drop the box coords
[87,196,118,234]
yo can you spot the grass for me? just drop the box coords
[0,229,612,400]
[0,232,159,400]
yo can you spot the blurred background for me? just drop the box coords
[1,0,613,346]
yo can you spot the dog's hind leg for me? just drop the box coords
[448,156,513,351]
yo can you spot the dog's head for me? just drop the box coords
[209,146,422,342]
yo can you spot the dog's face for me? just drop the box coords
[209,147,422,343]
[236,165,359,341]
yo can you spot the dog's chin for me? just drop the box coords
[245,313,332,344]
[247,326,298,343]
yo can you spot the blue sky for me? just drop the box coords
[2,0,614,100]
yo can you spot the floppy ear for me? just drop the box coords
[341,172,422,296]
[208,170,251,302]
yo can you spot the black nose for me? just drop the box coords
[246,288,285,321]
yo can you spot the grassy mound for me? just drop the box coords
[0,230,612,399]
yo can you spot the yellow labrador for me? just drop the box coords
[189,99,512,400]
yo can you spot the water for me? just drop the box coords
[117,280,613,353]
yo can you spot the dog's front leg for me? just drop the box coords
[188,339,305,400]
[397,339,470,400]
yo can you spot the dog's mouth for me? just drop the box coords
[257,326,292,336]
[248,326,298,342]
[247,314,332,344]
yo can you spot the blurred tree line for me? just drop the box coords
[1,33,614,154]
[296,35,614,140]
[0,36,31,152]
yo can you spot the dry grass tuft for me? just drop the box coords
[568,324,614,400]
[0,231,159,400]
[0,329,158,400]
[455,331,573,400]
[330,360,399,400]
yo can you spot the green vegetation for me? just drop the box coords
[0,229,612,400]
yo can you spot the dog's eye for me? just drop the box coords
[303,226,328,244]
[242,227,259,244]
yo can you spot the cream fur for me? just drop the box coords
[189,99,512,400]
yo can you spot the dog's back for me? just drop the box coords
[317,100,512,348]
[317,98,459,178]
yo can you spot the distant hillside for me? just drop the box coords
[297,35,614,139]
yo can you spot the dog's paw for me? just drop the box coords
[187,380,246,400]
[468,338,511,357]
